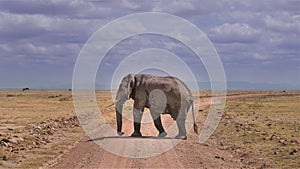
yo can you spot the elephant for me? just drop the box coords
[115,74,198,140]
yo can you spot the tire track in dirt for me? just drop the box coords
[49,93,295,168]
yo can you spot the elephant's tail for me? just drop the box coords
[191,101,198,134]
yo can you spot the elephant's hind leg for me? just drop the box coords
[155,116,167,137]
[175,117,187,140]
[150,109,167,137]
[175,103,188,140]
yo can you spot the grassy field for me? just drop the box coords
[0,90,299,168]
[0,90,74,125]
[0,90,82,168]
[209,94,300,168]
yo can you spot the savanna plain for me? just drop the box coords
[0,90,299,168]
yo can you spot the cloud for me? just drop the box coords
[0,11,102,43]
[121,0,140,10]
[153,0,195,14]
[253,53,269,60]
[0,0,299,88]
[209,22,261,43]
[0,10,107,68]
[0,12,50,41]
[264,15,300,34]
[249,0,300,12]
[0,0,111,19]
[152,0,229,17]
[164,41,181,50]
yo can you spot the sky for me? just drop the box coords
[0,0,299,89]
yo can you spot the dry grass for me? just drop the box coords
[210,94,300,168]
[0,90,119,168]
[0,90,299,168]
[0,90,83,168]
[19,128,82,169]
[0,90,75,126]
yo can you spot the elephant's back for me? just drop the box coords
[136,73,193,104]
[142,75,192,99]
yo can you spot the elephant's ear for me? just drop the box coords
[127,74,135,99]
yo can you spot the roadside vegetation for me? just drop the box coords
[208,94,300,168]
[0,90,299,168]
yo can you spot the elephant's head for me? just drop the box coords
[115,74,135,135]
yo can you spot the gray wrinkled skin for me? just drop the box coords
[115,74,198,139]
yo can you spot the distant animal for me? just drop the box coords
[115,74,198,140]
[22,87,29,91]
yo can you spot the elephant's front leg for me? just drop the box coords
[131,102,144,137]
[150,109,167,137]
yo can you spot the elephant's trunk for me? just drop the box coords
[115,101,123,133]
[115,88,126,135]
[115,74,135,136]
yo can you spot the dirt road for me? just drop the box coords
[50,93,292,168]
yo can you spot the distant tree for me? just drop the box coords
[22,87,29,91]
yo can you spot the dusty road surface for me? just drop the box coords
[50,92,298,168]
